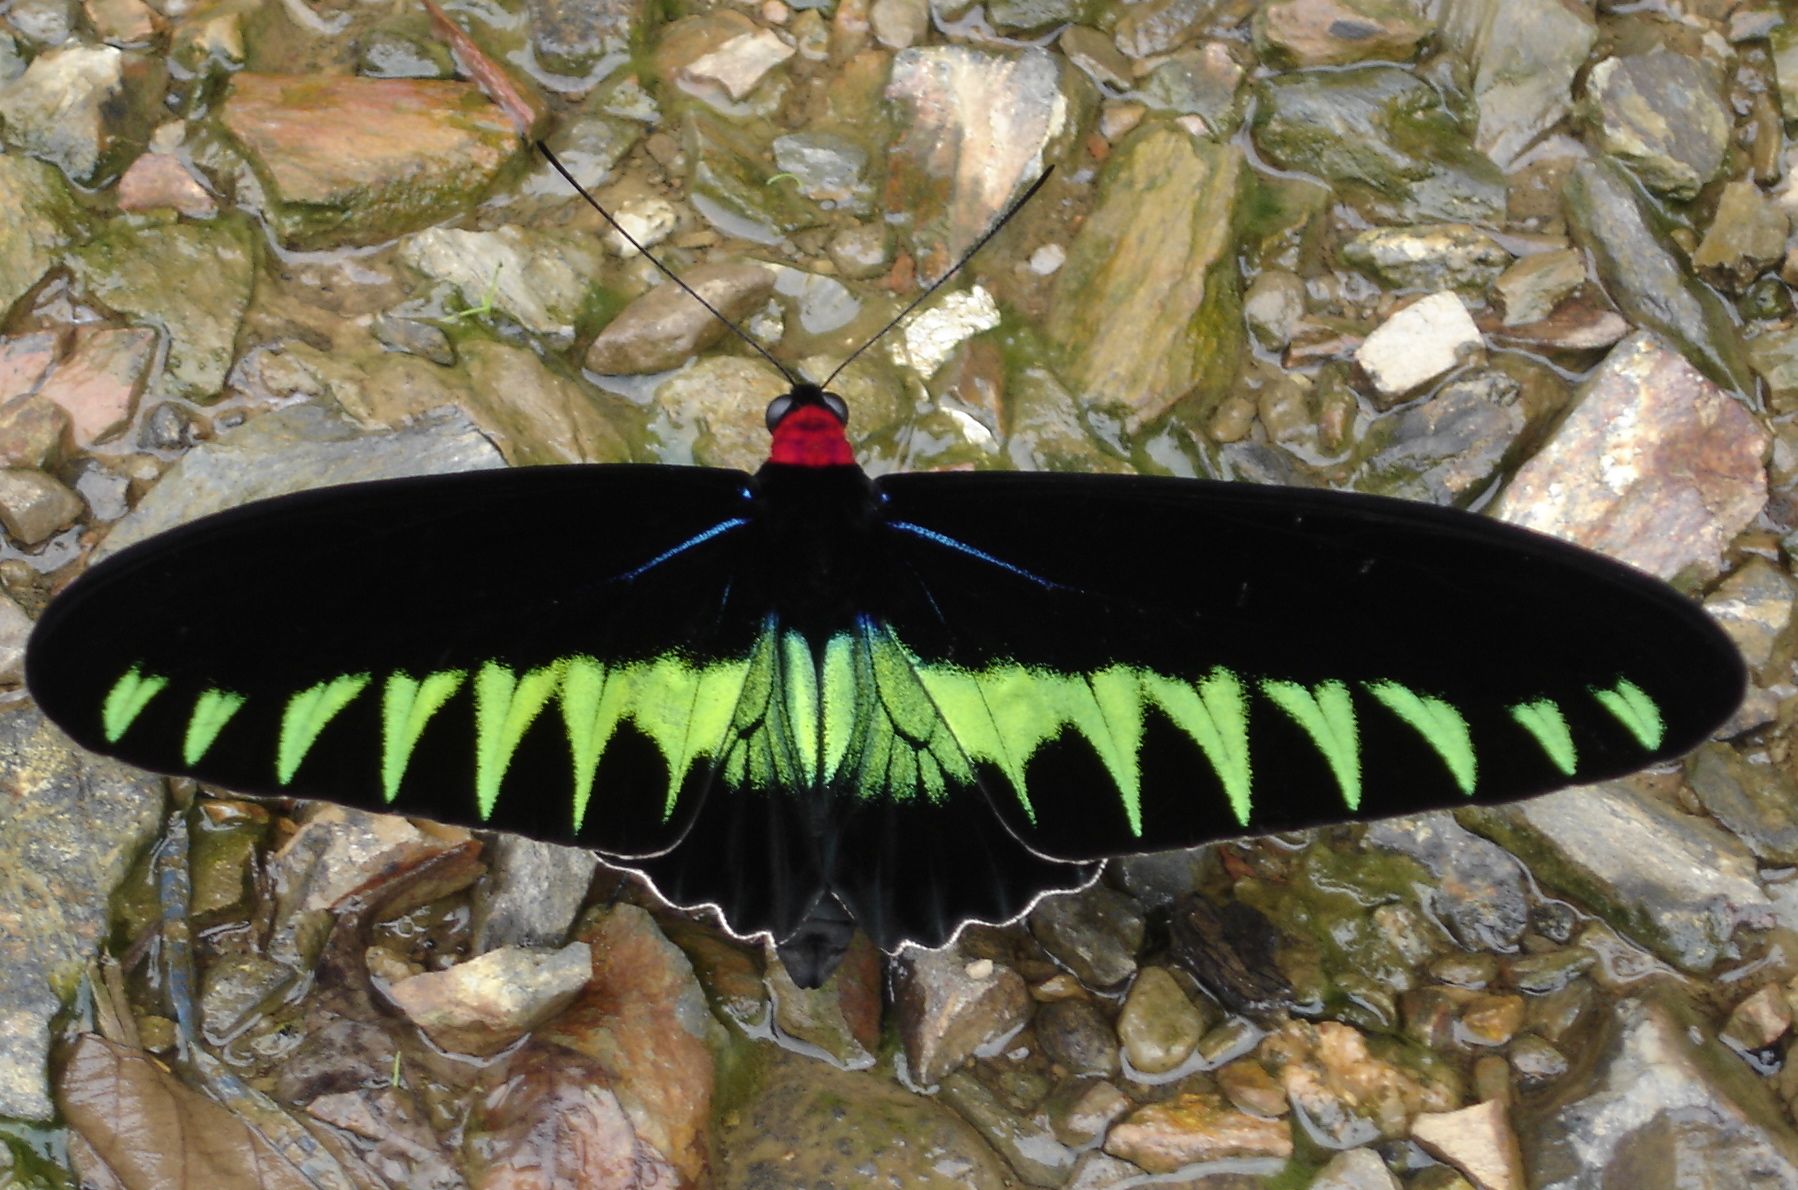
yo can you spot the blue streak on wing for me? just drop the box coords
[888,521,1065,591]
[616,518,750,582]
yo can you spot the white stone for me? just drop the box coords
[681,29,794,101]
[893,285,1002,378]
[1355,291,1482,397]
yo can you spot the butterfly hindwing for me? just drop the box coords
[871,471,1744,862]
[27,465,765,858]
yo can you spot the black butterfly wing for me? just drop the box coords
[868,471,1744,862]
[26,465,770,861]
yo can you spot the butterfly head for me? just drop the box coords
[766,382,855,468]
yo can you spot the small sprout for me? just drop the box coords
[441,263,504,324]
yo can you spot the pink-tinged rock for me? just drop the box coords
[537,905,721,1187]
[218,74,518,249]
[1104,1091,1292,1171]
[1411,1098,1525,1190]
[386,943,592,1057]
[0,333,60,403]
[37,326,155,446]
[472,1047,679,1190]
[116,153,215,216]
[1496,332,1769,584]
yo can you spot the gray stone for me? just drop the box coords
[1496,249,1585,327]
[0,590,28,686]
[1341,223,1511,295]
[1243,268,1306,351]
[938,1069,1077,1185]
[529,0,636,77]
[1118,966,1206,1074]
[1496,332,1767,585]
[1461,782,1771,974]
[1036,997,1122,1077]
[585,262,775,375]
[895,943,1032,1086]
[0,707,163,1118]
[1137,43,1244,132]
[399,225,601,341]
[0,157,80,321]
[0,45,164,185]
[1251,66,1505,225]
[0,468,82,547]
[1354,369,1526,506]
[1437,0,1596,168]
[1253,0,1432,69]
[1529,992,1798,1186]
[1366,812,1528,951]
[97,403,503,560]
[1587,49,1730,201]
[471,835,599,952]
[1030,884,1146,988]
[771,131,871,214]
[1687,744,1798,866]
[1311,1146,1401,1190]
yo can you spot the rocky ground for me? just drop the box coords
[0,0,1795,1185]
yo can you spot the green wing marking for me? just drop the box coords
[473,661,563,820]
[183,688,245,765]
[1140,668,1252,826]
[1261,679,1361,810]
[278,674,371,785]
[103,666,167,743]
[1592,678,1664,750]
[827,621,977,808]
[1511,699,1576,775]
[1365,681,1476,795]
[382,670,467,802]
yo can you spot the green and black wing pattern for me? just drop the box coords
[26,466,771,863]
[861,471,1744,866]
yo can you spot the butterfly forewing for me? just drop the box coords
[871,471,1744,862]
[27,465,765,858]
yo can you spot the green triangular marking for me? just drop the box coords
[820,633,857,785]
[1365,681,1476,795]
[558,657,605,831]
[103,666,167,743]
[1262,679,1361,810]
[382,670,466,803]
[278,673,371,785]
[783,630,821,787]
[183,688,245,766]
[474,660,563,820]
[1088,667,1147,836]
[1142,668,1252,825]
[1592,678,1664,751]
[1511,699,1576,775]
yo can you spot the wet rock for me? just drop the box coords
[1261,1020,1456,1147]
[1118,966,1206,1074]
[1509,1034,1569,1087]
[1137,42,1244,132]
[399,226,600,341]
[1495,248,1584,327]
[1687,744,1798,866]
[872,0,930,49]
[1705,557,1796,730]
[938,1068,1077,1184]
[116,152,215,216]
[370,313,453,366]
[1437,0,1595,169]
[0,157,81,320]
[69,217,255,404]
[718,1047,1014,1188]
[1528,992,1798,1184]
[771,131,871,213]
[680,21,794,104]
[1253,0,1431,68]
[0,45,164,185]
[1112,0,1217,59]
[1496,332,1767,585]
[1313,1146,1401,1190]
[9,0,74,48]
[885,46,1068,277]
[462,340,633,466]
[1048,128,1245,432]
[1251,66,1504,225]
[1046,1077,1131,1147]
[1355,292,1483,399]
[87,0,157,47]
[0,709,162,1119]
[188,801,264,922]
[472,1046,675,1188]
[0,468,81,546]
[1586,49,1729,201]
[1066,1151,1146,1190]
[35,326,154,447]
[1693,180,1790,290]
[1036,996,1121,1077]
[1412,1098,1524,1190]
[0,333,59,408]
[687,110,817,243]
[1243,268,1306,351]
[538,905,721,1186]
[586,262,775,375]
[1061,26,1131,90]
[896,944,1032,1086]
[1462,782,1770,974]
[199,953,296,1045]
[1341,223,1510,296]
[1365,813,1528,951]
[1217,1056,1288,1117]
[1751,327,1798,411]
[767,931,881,1067]
[357,29,454,79]
[1355,368,1524,505]
[530,0,637,77]
[219,74,518,249]
[1030,884,1145,989]
[1565,159,1752,397]
[388,942,591,1056]
[471,835,598,953]
[0,591,29,686]
[987,0,1084,34]
[1105,1091,1293,1171]
[96,403,502,559]
[826,222,891,279]
[1723,983,1792,1052]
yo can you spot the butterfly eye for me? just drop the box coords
[822,392,849,424]
[765,394,795,431]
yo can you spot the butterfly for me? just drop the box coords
[24,363,1746,986]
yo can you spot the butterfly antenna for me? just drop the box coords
[537,140,799,386]
[823,166,1053,390]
